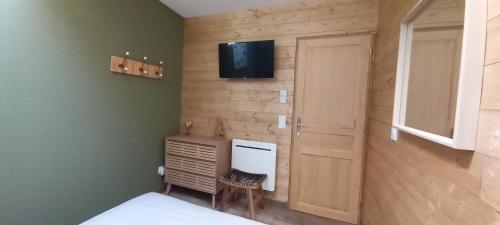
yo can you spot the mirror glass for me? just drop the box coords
[404,0,465,138]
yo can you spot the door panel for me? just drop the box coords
[289,34,372,224]
[300,133,355,152]
[298,156,352,210]
[303,45,359,129]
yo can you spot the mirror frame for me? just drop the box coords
[393,0,488,150]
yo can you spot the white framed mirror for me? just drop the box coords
[393,0,488,150]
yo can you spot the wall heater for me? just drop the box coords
[232,139,277,191]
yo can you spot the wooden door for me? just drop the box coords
[289,34,372,224]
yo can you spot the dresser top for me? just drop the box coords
[166,135,230,146]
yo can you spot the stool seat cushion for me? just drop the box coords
[219,169,267,189]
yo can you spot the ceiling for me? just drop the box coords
[159,0,306,18]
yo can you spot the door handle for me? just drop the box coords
[296,117,303,137]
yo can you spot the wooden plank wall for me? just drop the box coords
[361,0,500,225]
[181,0,379,202]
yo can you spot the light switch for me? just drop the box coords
[278,115,287,129]
[390,127,399,141]
[279,90,288,104]
[280,96,287,104]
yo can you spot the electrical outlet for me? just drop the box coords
[157,166,165,176]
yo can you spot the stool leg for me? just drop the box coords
[233,189,239,201]
[258,186,265,209]
[221,185,229,212]
[246,189,255,220]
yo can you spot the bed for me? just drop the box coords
[80,192,267,225]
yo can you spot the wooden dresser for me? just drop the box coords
[164,135,231,208]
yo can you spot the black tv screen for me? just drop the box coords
[218,40,275,78]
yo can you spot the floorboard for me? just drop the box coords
[164,186,351,225]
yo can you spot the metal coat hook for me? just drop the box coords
[139,56,148,75]
[118,51,130,72]
[156,61,164,78]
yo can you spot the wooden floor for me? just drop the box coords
[164,186,351,225]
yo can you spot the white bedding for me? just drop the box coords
[81,192,266,225]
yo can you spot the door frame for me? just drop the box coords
[288,32,376,224]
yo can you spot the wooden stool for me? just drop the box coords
[219,169,267,220]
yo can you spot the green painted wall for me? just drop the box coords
[0,0,183,224]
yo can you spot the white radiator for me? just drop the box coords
[231,139,277,191]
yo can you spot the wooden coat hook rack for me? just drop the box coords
[110,52,164,79]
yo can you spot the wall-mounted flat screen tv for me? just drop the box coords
[218,40,275,79]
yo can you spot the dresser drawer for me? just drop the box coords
[167,141,216,161]
[166,169,216,194]
[166,155,216,177]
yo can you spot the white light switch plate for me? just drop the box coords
[280,96,287,104]
[279,90,288,104]
[278,115,286,128]
[390,127,399,141]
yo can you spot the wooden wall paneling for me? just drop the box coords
[181,0,379,202]
[488,0,500,20]
[480,63,500,110]
[361,0,500,224]
[476,110,500,160]
[185,16,377,43]
[184,2,377,33]
[480,154,500,211]
[370,52,398,91]
[485,16,500,65]
[365,122,497,225]
[184,0,378,27]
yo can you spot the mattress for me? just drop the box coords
[81,192,267,225]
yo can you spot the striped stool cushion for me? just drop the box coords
[219,169,267,189]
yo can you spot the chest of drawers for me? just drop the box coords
[164,135,231,208]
